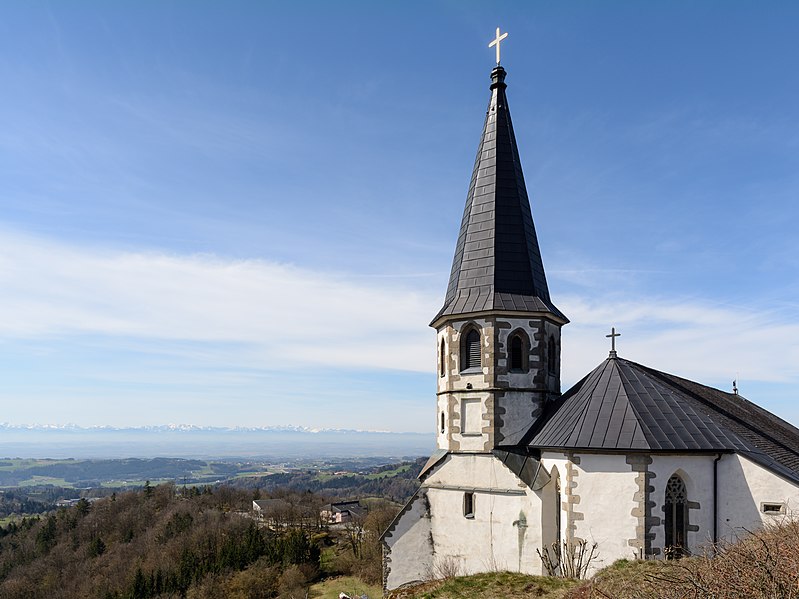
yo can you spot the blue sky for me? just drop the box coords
[0,2,798,432]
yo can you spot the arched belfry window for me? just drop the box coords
[461,327,481,371]
[665,474,688,559]
[547,335,557,375]
[509,331,527,372]
[440,412,445,434]
[439,339,446,377]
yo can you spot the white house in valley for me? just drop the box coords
[381,58,799,591]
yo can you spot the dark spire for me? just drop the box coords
[433,67,567,325]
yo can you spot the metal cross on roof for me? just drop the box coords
[606,327,621,358]
[488,27,508,65]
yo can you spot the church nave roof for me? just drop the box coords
[524,356,799,485]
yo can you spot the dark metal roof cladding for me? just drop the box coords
[433,66,567,325]
[524,356,799,485]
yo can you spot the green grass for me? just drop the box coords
[388,572,580,599]
[360,497,401,511]
[0,459,70,472]
[313,464,411,484]
[0,514,30,527]
[309,575,382,599]
[565,557,683,598]
[16,476,72,488]
[365,464,411,480]
[232,471,262,478]
[318,546,337,576]
[315,473,348,482]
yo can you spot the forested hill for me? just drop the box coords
[0,484,396,598]
[236,459,425,503]
[0,457,426,504]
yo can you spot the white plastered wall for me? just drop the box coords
[649,453,799,556]
[718,453,799,538]
[569,453,639,571]
[540,452,569,547]
[383,490,434,590]
[422,453,545,576]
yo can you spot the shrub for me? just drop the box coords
[567,517,799,599]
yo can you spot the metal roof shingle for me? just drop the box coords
[522,356,799,485]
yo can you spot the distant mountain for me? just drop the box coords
[0,423,399,434]
[0,423,434,460]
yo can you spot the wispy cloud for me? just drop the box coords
[2,229,798,396]
[560,295,799,390]
[0,229,437,372]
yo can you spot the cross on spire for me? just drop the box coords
[488,27,508,65]
[606,327,621,358]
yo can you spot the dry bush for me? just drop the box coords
[224,558,281,599]
[568,517,799,599]
[538,539,599,579]
[426,555,461,580]
[278,564,309,599]
[185,573,230,599]
[330,504,398,585]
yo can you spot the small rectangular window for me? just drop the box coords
[463,492,475,518]
[761,502,785,515]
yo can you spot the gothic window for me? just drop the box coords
[440,412,445,434]
[440,339,446,377]
[463,492,475,518]
[509,333,526,372]
[665,474,688,559]
[547,334,557,375]
[461,327,481,371]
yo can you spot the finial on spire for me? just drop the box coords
[606,327,621,358]
[488,27,508,65]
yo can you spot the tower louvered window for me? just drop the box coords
[665,475,688,559]
[462,329,481,371]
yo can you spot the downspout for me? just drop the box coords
[713,453,722,546]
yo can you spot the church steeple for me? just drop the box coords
[434,61,568,452]
[432,66,567,326]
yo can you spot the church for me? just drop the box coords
[381,35,799,591]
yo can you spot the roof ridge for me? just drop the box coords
[632,361,799,461]
[613,360,657,448]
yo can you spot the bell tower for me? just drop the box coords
[432,65,568,452]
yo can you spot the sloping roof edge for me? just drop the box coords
[493,447,550,490]
[379,486,427,543]
[418,449,448,481]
